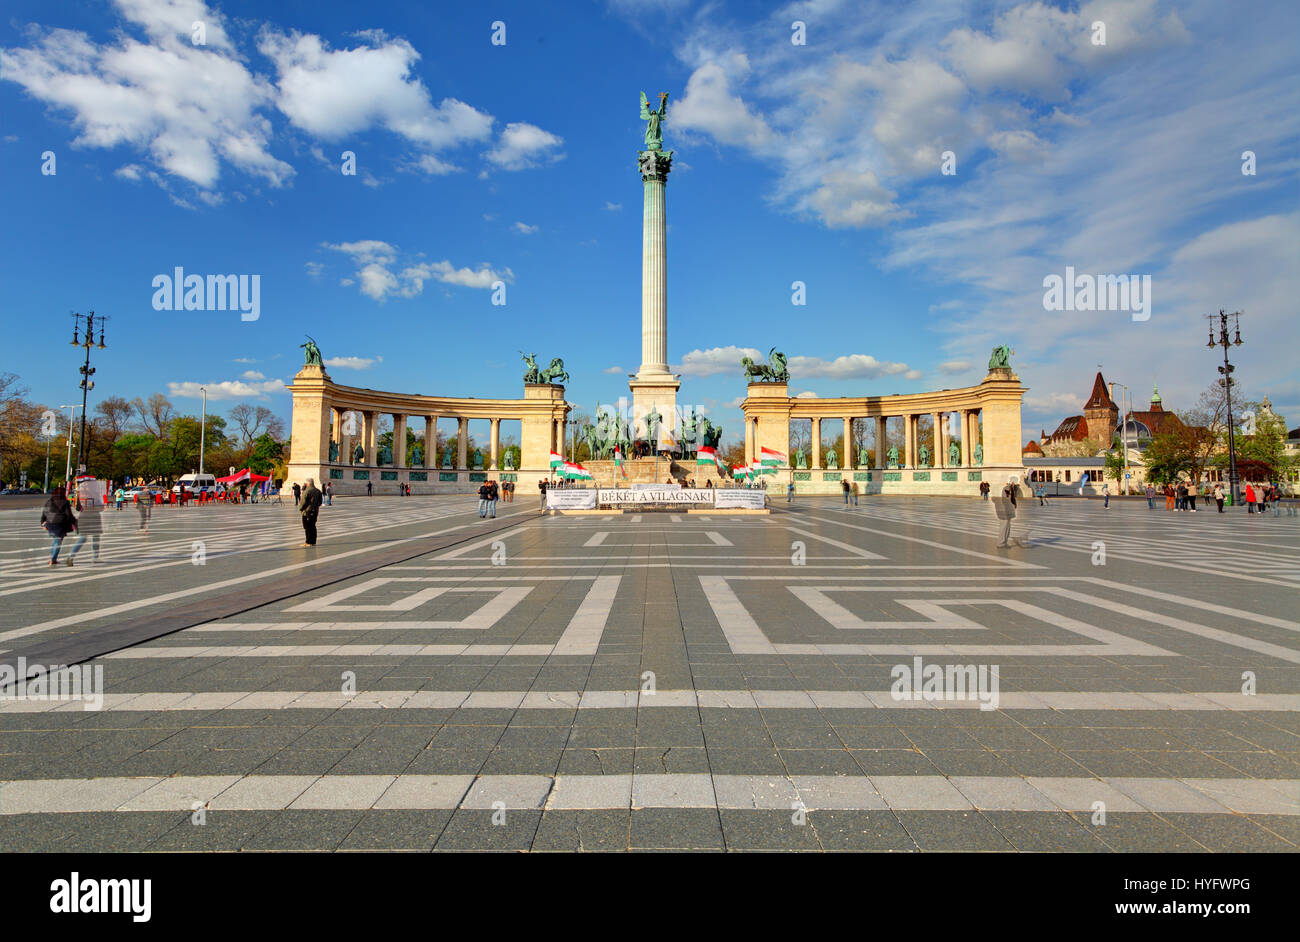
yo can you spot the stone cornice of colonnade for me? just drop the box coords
[741,371,1027,417]
[286,368,569,420]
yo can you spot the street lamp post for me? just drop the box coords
[1207,310,1244,505]
[61,404,81,488]
[69,311,107,481]
[199,386,207,474]
[1110,381,1131,495]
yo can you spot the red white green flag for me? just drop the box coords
[549,451,564,469]
[760,446,785,468]
[697,446,717,466]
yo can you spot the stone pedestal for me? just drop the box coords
[629,376,680,443]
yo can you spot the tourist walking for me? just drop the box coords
[1245,482,1256,513]
[787,481,794,502]
[114,486,125,511]
[1164,484,1174,510]
[1187,481,1197,512]
[539,478,549,511]
[1145,483,1155,510]
[478,481,493,518]
[66,493,103,565]
[1102,482,1110,508]
[136,487,152,534]
[299,477,323,546]
[1176,482,1187,511]
[292,482,301,507]
[851,481,859,506]
[842,479,851,504]
[325,481,333,505]
[979,480,990,500]
[994,476,1020,547]
[487,479,499,518]
[39,486,78,566]
[1213,482,1224,512]
[366,479,373,497]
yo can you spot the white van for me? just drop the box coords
[173,473,218,496]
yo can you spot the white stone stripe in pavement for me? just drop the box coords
[4,689,1292,713]
[97,573,621,659]
[0,774,1294,815]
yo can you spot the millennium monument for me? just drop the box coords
[628,91,680,443]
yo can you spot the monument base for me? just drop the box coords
[628,374,680,443]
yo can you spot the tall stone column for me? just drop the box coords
[392,414,406,467]
[843,417,852,467]
[629,144,680,442]
[811,417,822,470]
[490,418,500,470]
[932,412,943,467]
[457,417,468,469]
[906,415,917,468]
[876,417,887,469]
[424,416,436,469]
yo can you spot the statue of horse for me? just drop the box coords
[539,357,569,385]
[520,352,540,384]
[741,356,772,382]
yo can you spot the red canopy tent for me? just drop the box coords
[215,469,271,484]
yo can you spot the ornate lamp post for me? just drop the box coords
[1109,381,1131,495]
[1207,310,1244,505]
[69,311,107,480]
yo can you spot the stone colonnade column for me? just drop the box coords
[392,414,406,467]
[961,410,972,467]
[424,416,437,469]
[364,411,378,465]
[811,417,822,470]
[932,412,943,467]
[876,417,887,469]
[638,151,672,376]
[905,415,916,468]
[457,417,469,469]
[843,417,852,467]
[969,410,982,463]
[490,418,501,470]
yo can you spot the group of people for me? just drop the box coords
[1244,482,1291,516]
[477,480,501,518]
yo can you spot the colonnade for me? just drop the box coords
[744,409,984,468]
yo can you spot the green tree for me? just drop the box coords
[249,433,283,475]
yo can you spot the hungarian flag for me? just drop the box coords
[563,462,593,481]
[697,446,717,467]
[751,458,766,477]
[549,451,564,469]
[732,464,750,481]
[613,446,628,477]
[760,446,785,468]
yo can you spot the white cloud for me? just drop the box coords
[168,378,286,400]
[259,30,493,151]
[603,366,625,374]
[2,1,292,190]
[676,345,761,377]
[304,261,324,278]
[323,355,380,369]
[512,221,538,235]
[787,354,915,380]
[485,122,564,170]
[324,240,512,301]
[938,360,973,375]
[672,54,773,151]
[240,370,265,380]
[604,201,622,211]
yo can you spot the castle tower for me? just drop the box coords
[1083,371,1119,444]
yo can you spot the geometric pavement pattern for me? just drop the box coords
[1,495,1297,851]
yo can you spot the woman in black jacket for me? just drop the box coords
[39,486,78,566]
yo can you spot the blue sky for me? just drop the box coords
[2,0,1297,446]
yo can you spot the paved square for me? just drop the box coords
[2,495,1298,851]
